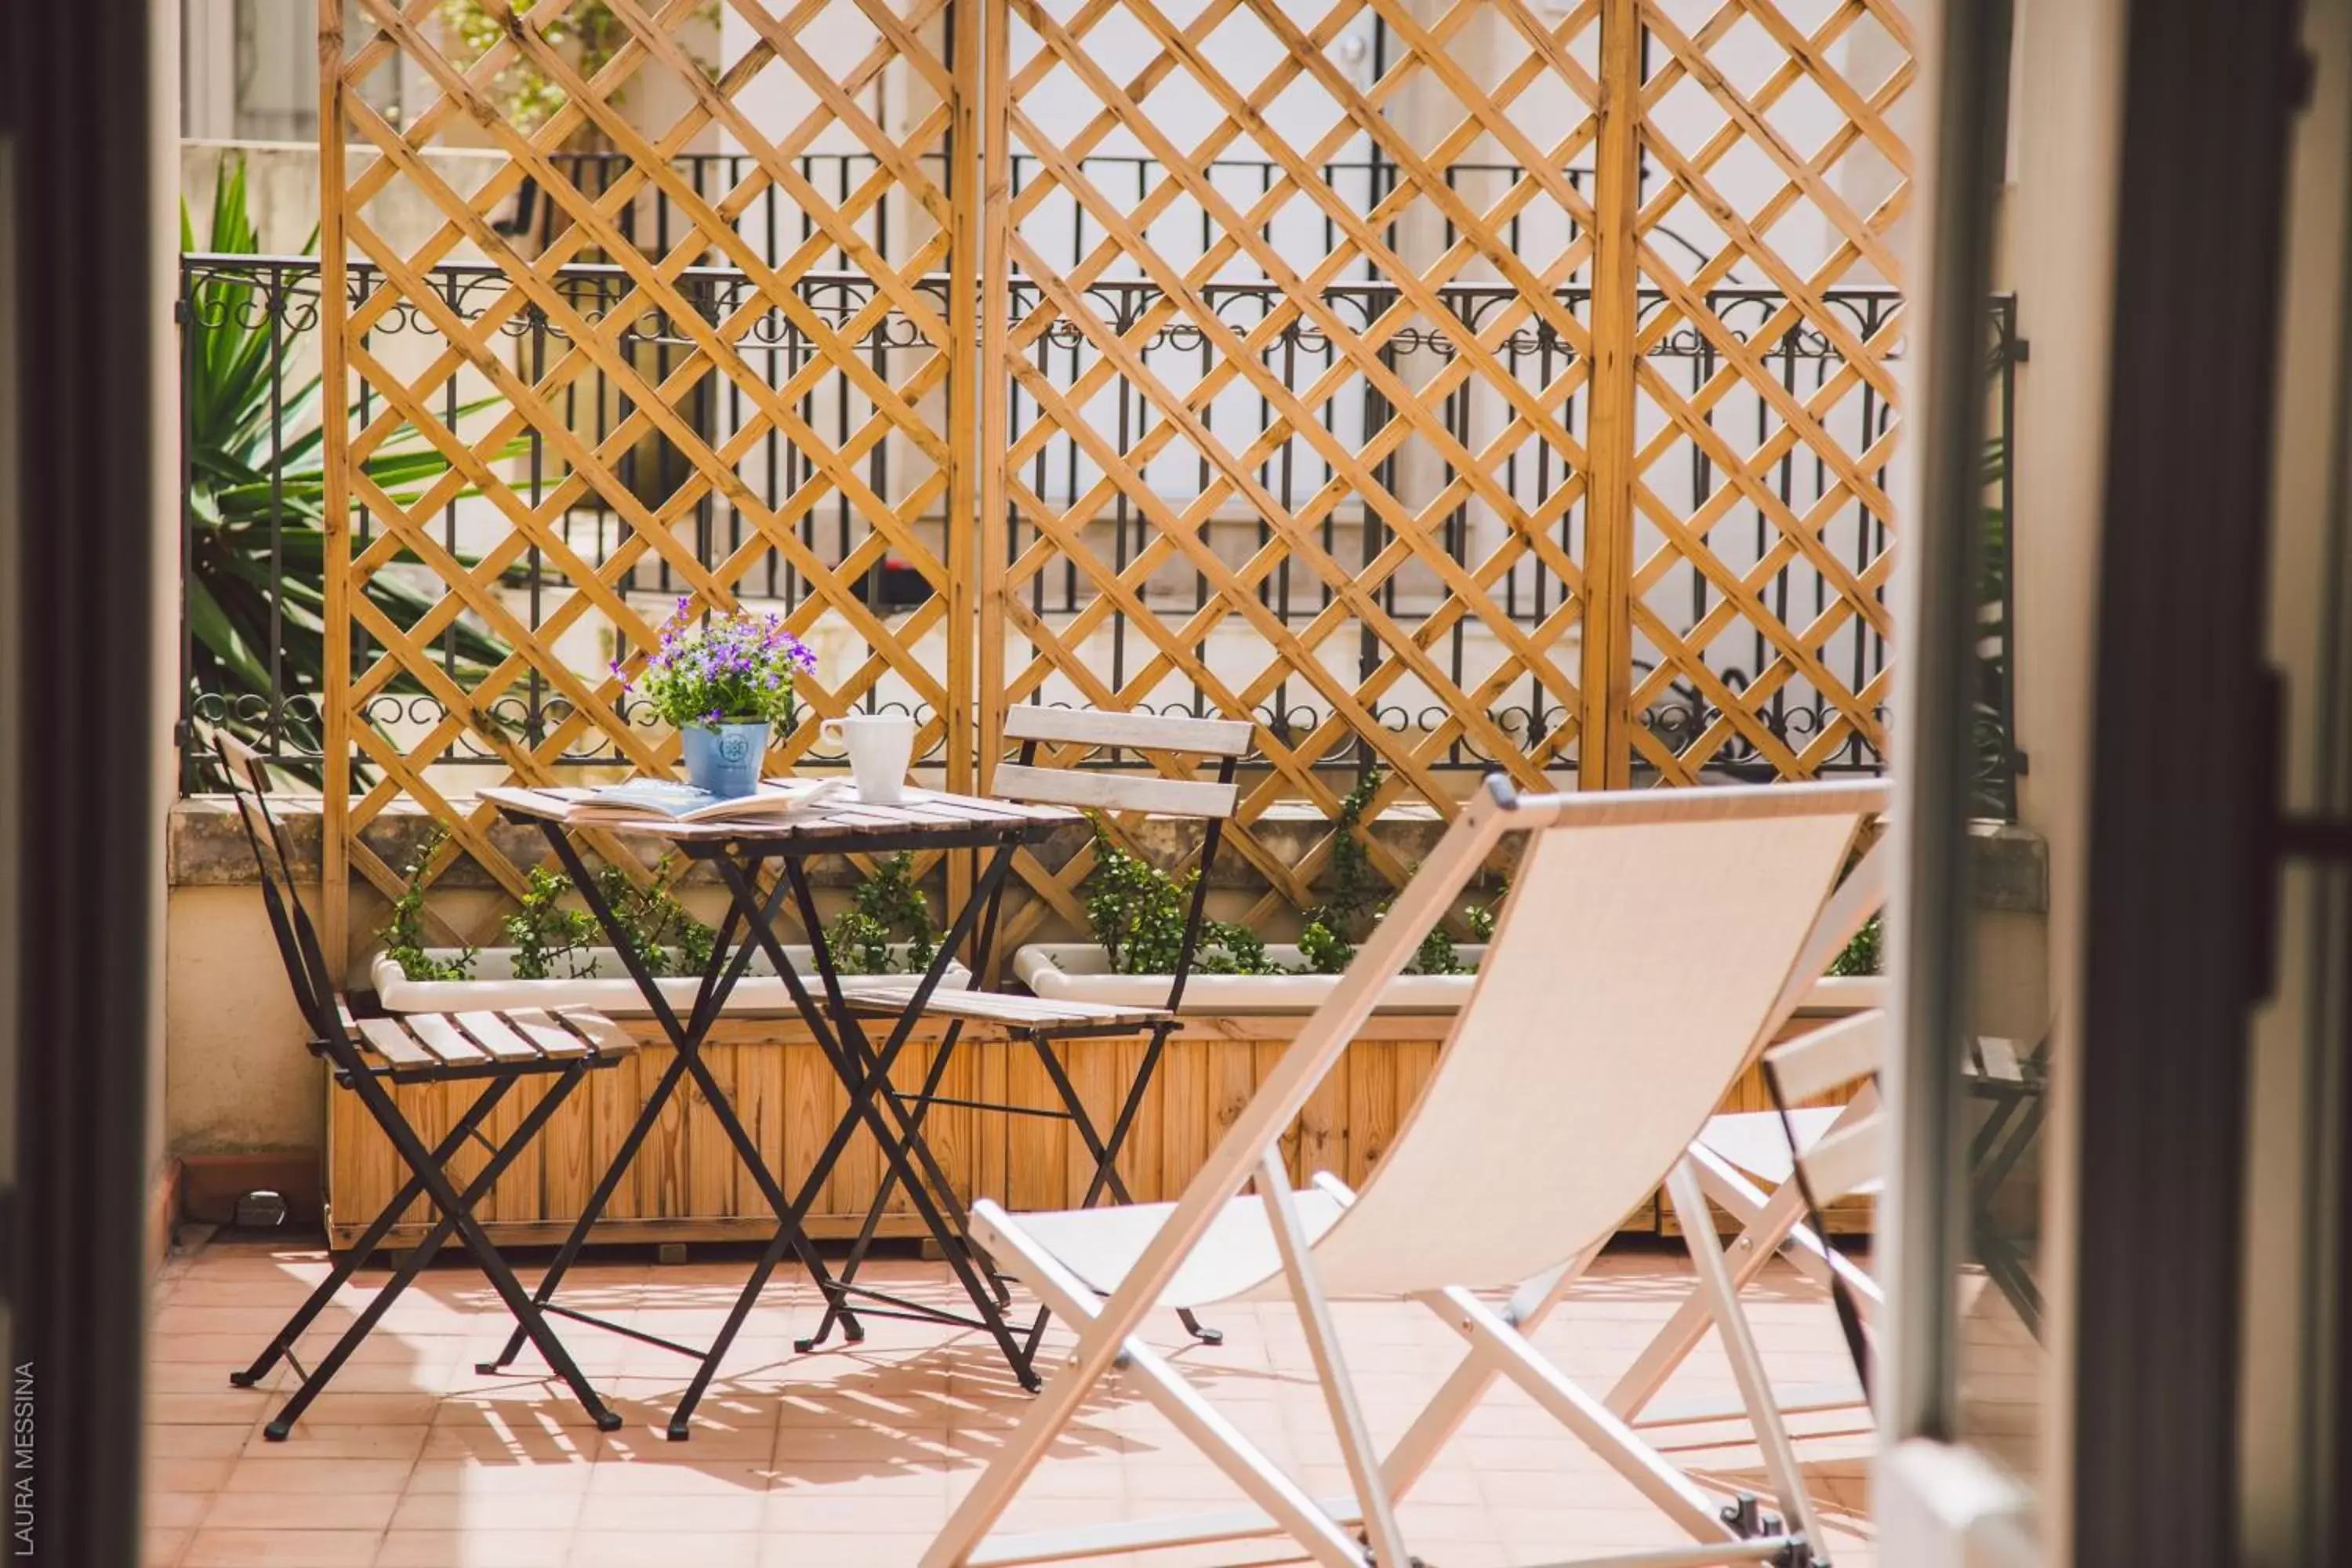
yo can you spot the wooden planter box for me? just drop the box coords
[325,999,1881,1251]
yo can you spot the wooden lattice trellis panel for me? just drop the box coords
[974,0,1913,940]
[317,0,978,946]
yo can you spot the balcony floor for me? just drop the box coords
[146,1237,1875,1568]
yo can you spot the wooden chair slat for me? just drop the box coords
[453,1011,543,1062]
[502,1007,591,1059]
[839,984,1169,1029]
[1761,1009,1884,1105]
[354,1018,437,1073]
[990,764,1240,820]
[1799,1114,1882,1204]
[406,1014,491,1065]
[553,1008,639,1060]
[1002,706,1254,757]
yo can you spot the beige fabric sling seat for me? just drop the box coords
[922,777,1888,1568]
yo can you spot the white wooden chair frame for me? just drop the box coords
[921,777,1889,1568]
[1612,883,1889,1446]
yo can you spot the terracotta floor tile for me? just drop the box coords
[240,1424,432,1462]
[372,1530,573,1567]
[402,1459,595,1497]
[147,1456,238,1494]
[580,1489,771,1532]
[202,1492,401,1533]
[755,1533,935,1567]
[148,1425,255,1460]
[214,1457,415,1497]
[182,1526,383,1566]
[144,1493,214,1531]
[566,1530,765,1567]
[389,1489,586,1532]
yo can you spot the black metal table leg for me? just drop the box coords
[803,1014,998,1355]
[482,826,862,1385]
[814,833,1021,1338]
[696,844,1047,1392]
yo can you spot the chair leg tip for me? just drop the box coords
[594,1411,624,1432]
[793,1337,821,1353]
[473,1361,504,1375]
[1189,1327,1224,1345]
[664,1421,691,1441]
[228,1371,258,1388]
[263,1422,291,1443]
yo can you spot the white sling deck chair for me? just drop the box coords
[923,776,1888,1568]
[1610,1004,1887,1447]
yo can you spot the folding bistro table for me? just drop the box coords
[481,784,1080,1438]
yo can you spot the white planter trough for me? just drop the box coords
[1013,942,1487,1014]
[1012,943,1889,1018]
[371,945,970,1015]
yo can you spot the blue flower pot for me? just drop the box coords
[681,720,770,799]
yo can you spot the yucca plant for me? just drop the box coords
[183,154,510,780]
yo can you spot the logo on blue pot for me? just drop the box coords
[718,732,753,764]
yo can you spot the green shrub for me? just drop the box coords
[829,853,938,975]
[503,866,599,981]
[1296,916,1352,975]
[1830,913,1882,977]
[593,854,715,979]
[1084,821,1195,975]
[1083,819,1285,977]
[378,832,476,982]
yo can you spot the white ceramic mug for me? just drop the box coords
[820,713,916,804]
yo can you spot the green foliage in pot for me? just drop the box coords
[503,866,601,980]
[594,853,716,978]
[1082,819,1283,978]
[829,852,938,975]
[1301,779,1506,978]
[1195,919,1276,976]
[379,831,477,982]
[1297,767,1386,974]
[183,154,510,778]
[1465,888,1501,942]
[1410,920,1468,975]
[1829,913,1882,977]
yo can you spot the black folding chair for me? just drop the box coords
[804,706,1250,1362]
[211,732,633,1439]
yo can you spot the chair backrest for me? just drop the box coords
[1758,1007,1886,1205]
[993,706,1250,819]
[994,706,1252,1008]
[211,731,345,1045]
[1265,781,1885,1301]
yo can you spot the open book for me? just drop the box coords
[568,776,850,825]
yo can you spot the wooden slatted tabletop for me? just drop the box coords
[482,785,1080,844]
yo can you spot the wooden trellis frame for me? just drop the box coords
[314,0,1911,949]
